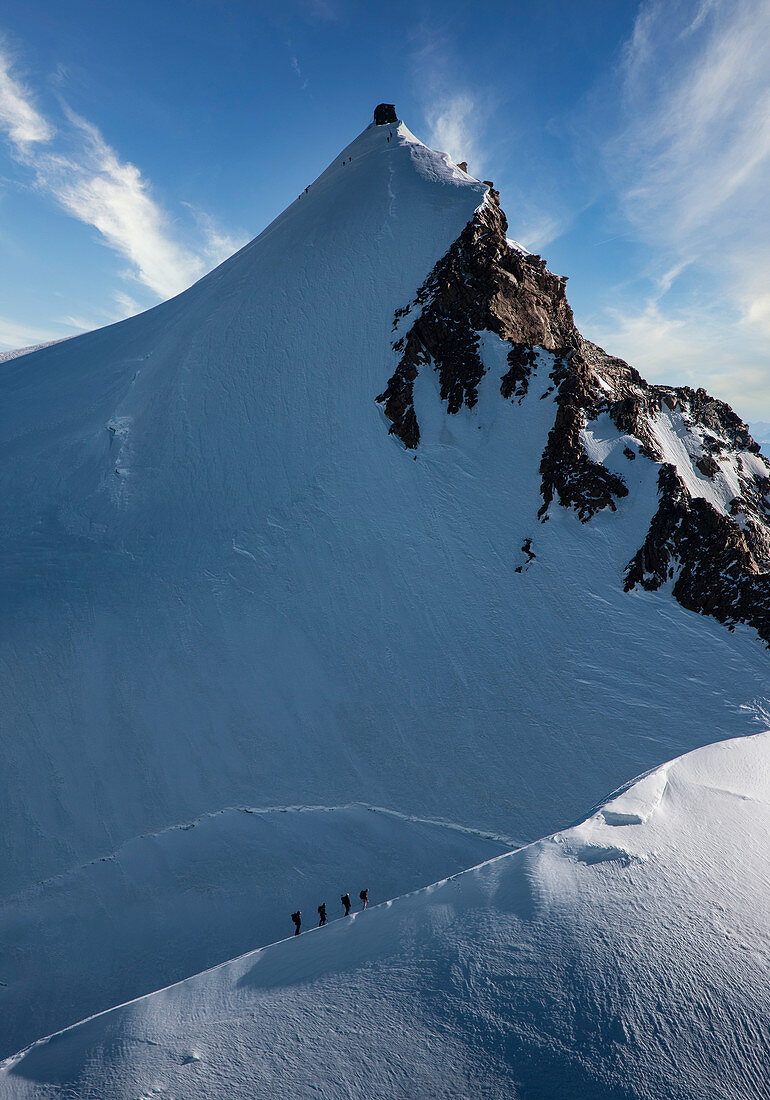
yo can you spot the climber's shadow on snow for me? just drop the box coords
[238,859,538,994]
[236,904,402,991]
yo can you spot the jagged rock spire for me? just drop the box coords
[377,190,770,644]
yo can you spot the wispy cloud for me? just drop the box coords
[37,108,209,299]
[606,0,770,328]
[54,289,148,336]
[507,211,564,255]
[588,293,770,420]
[0,45,53,146]
[0,314,62,349]
[0,44,245,302]
[182,203,247,268]
[424,92,482,169]
[409,25,489,175]
[588,0,770,418]
[410,23,569,253]
[112,290,143,319]
[290,54,309,90]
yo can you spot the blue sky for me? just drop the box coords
[1,0,769,423]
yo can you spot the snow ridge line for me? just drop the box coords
[0,829,523,1074]
[5,734,760,1073]
[1,803,520,902]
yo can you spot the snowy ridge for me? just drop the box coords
[3,732,768,1099]
[0,804,507,1058]
[0,339,70,363]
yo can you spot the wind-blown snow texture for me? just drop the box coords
[0,805,507,1058]
[1,116,769,1073]
[3,732,768,1099]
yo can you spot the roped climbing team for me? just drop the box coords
[291,889,369,936]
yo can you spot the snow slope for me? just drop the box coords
[4,731,768,1100]
[1,114,770,1057]
[649,404,769,522]
[0,804,506,1059]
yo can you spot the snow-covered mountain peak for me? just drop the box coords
[374,175,770,642]
[2,110,770,1075]
[292,112,487,213]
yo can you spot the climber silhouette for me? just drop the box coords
[341,893,351,916]
[318,902,327,926]
[360,888,369,910]
[291,910,301,936]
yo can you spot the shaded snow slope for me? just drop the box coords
[0,804,506,1059]
[2,115,770,1061]
[4,732,768,1100]
[0,120,488,893]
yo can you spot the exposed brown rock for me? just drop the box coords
[695,454,720,478]
[500,344,538,403]
[376,188,770,644]
[376,197,574,447]
[537,343,629,522]
[375,330,426,448]
[625,465,770,644]
[578,341,663,460]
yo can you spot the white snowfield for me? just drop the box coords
[651,406,770,522]
[581,403,770,528]
[0,804,507,1062]
[3,732,768,1099]
[1,114,770,1072]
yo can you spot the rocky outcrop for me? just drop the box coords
[500,343,538,403]
[537,343,630,522]
[376,189,770,644]
[376,195,573,448]
[625,465,770,642]
[375,331,427,449]
[579,340,664,460]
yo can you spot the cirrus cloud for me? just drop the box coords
[0,44,246,302]
[607,0,770,332]
[585,0,770,420]
[0,45,53,146]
